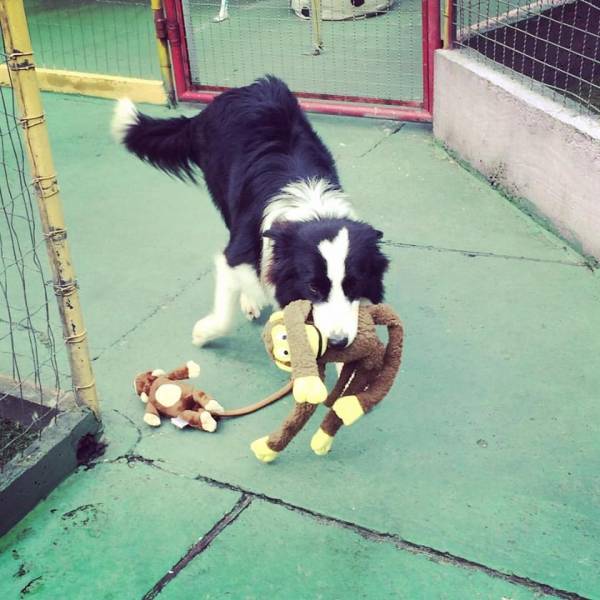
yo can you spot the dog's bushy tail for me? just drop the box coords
[111,99,198,182]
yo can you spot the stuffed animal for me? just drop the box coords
[133,361,225,432]
[251,300,404,462]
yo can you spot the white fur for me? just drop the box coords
[261,178,356,233]
[111,98,138,143]
[313,228,359,345]
[140,392,148,404]
[151,368,166,377]
[260,178,356,290]
[193,255,269,346]
[193,178,357,346]
[155,383,182,407]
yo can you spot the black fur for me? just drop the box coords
[265,219,388,308]
[122,76,339,270]
[119,75,387,312]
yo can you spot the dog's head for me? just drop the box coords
[264,219,388,347]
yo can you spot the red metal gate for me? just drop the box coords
[162,0,440,121]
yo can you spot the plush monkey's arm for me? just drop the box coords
[284,300,328,404]
[333,305,404,425]
[166,360,201,381]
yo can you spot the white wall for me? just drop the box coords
[434,49,600,261]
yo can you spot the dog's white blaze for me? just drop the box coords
[111,98,138,143]
[313,228,359,344]
[260,178,356,292]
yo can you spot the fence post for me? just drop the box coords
[443,0,456,48]
[0,0,100,417]
[151,0,176,106]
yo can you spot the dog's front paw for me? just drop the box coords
[192,316,226,346]
[333,395,364,426]
[240,293,262,321]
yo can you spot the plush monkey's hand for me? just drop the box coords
[250,436,279,463]
[293,375,328,404]
[333,395,365,425]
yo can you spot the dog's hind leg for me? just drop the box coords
[192,254,241,346]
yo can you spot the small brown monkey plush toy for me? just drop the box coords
[133,361,224,432]
[251,300,404,462]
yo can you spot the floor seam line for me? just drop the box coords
[141,493,252,600]
[91,266,213,362]
[382,240,589,268]
[99,452,587,599]
[359,123,405,157]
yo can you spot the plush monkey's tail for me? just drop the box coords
[111,98,199,182]
[218,380,293,418]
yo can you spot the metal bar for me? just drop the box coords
[421,0,431,112]
[0,0,100,417]
[425,0,442,114]
[179,90,432,122]
[309,0,324,55]
[151,0,176,106]
[188,83,424,108]
[162,0,187,99]
[444,0,456,48]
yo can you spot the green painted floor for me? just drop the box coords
[1,92,600,599]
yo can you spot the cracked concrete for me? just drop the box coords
[1,93,599,599]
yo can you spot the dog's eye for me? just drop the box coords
[308,283,320,296]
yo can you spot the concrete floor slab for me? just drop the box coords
[92,245,600,597]
[3,92,598,598]
[0,462,240,599]
[159,499,540,599]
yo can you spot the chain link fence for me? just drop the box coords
[453,0,600,116]
[24,0,160,79]
[0,62,67,470]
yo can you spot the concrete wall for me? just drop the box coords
[433,49,600,261]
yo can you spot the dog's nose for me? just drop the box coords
[328,335,349,349]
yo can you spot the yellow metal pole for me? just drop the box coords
[151,0,176,106]
[309,0,323,55]
[0,0,100,417]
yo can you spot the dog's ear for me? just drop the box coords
[263,222,295,243]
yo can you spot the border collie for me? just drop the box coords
[111,76,388,348]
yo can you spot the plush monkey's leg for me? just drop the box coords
[192,390,224,415]
[178,409,217,432]
[251,402,317,463]
[143,402,161,427]
[311,367,372,454]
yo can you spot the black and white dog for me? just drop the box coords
[111,76,388,349]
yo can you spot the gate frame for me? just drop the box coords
[163,0,441,121]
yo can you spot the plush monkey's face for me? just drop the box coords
[265,311,326,372]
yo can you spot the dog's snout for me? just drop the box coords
[328,335,349,349]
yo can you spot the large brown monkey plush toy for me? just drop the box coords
[251,300,404,462]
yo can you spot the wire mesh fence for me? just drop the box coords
[453,0,600,116]
[24,0,160,79]
[0,53,69,471]
[181,0,423,104]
